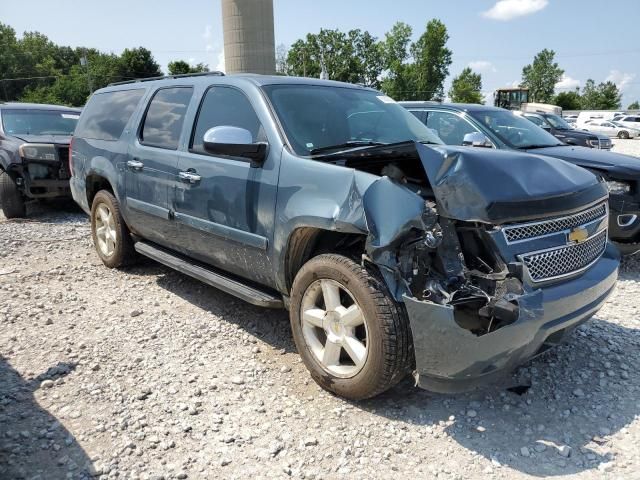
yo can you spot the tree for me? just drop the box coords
[581,79,621,110]
[117,47,162,81]
[553,89,582,110]
[379,22,414,100]
[629,101,640,110]
[167,60,208,75]
[286,28,383,87]
[521,49,564,103]
[410,19,452,100]
[598,81,622,110]
[449,67,483,104]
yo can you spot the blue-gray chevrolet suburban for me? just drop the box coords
[69,73,619,399]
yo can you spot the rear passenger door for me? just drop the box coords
[125,87,193,245]
[173,85,278,286]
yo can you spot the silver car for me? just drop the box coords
[582,120,640,139]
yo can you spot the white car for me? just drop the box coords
[614,115,640,130]
[582,120,640,139]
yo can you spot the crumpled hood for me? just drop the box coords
[11,134,72,145]
[417,143,608,224]
[526,145,640,178]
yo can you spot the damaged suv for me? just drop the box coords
[0,103,81,218]
[70,74,619,399]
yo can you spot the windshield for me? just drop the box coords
[1,109,80,136]
[545,114,572,130]
[262,85,442,156]
[469,109,562,149]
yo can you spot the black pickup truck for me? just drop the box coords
[0,103,80,218]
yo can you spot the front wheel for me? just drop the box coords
[90,190,136,268]
[0,170,26,219]
[618,131,630,139]
[290,254,413,400]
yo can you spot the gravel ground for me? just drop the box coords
[1,142,640,480]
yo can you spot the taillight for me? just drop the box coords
[69,136,75,177]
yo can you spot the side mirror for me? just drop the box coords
[541,124,552,132]
[462,132,492,148]
[203,126,267,164]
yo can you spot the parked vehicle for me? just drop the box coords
[576,111,626,127]
[0,103,80,218]
[71,74,618,399]
[519,111,612,150]
[614,115,640,130]
[494,87,529,110]
[401,102,640,254]
[582,120,640,139]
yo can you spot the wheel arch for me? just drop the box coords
[283,226,367,294]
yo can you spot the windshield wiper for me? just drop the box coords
[310,141,387,155]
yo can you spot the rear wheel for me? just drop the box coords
[0,170,26,219]
[618,131,630,139]
[90,190,136,268]
[290,254,412,400]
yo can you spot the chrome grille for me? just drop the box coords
[520,229,608,282]
[503,202,607,243]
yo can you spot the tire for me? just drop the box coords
[90,190,136,268]
[618,131,630,139]
[0,170,26,219]
[290,254,412,400]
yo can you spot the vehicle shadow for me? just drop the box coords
[358,316,640,476]
[0,357,96,479]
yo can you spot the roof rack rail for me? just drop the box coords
[109,71,225,86]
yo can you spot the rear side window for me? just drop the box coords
[190,86,264,155]
[75,89,145,141]
[140,87,193,150]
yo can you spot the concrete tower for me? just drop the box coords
[221,0,276,75]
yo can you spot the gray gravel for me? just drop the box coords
[1,180,640,479]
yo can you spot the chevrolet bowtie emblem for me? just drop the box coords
[568,227,589,244]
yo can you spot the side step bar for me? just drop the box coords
[134,241,283,309]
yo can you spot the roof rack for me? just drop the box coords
[109,71,225,86]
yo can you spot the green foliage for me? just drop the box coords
[553,89,582,110]
[379,22,414,100]
[409,19,452,101]
[521,49,564,103]
[167,60,209,75]
[629,101,640,110]
[581,79,622,110]
[285,19,452,101]
[286,28,383,88]
[449,67,483,104]
[117,47,162,80]
[0,22,165,106]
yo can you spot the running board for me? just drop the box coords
[134,241,283,309]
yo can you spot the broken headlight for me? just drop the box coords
[18,143,57,161]
[606,180,631,195]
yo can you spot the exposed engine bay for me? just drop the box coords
[321,141,608,337]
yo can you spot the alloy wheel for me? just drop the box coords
[300,279,369,378]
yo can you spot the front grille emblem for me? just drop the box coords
[568,227,589,244]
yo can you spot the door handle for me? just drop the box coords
[179,171,202,184]
[127,160,144,171]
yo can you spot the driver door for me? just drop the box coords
[172,86,278,286]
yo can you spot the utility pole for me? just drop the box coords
[80,49,93,93]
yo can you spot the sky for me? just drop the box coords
[2,0,639,106]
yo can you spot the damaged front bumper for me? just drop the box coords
[404,243,619,393]
[7,160,71,199]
